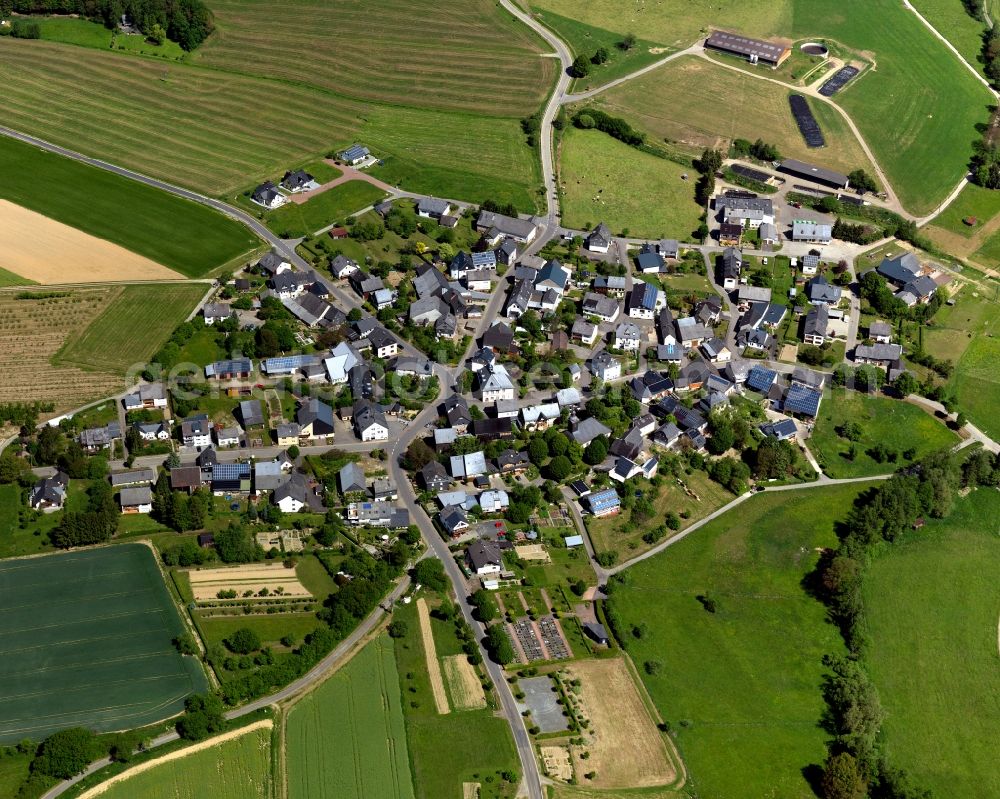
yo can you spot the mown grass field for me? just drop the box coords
[862,488,1000,799]
[393,600,520,799]
[908,0,988,76]
[0,39,542,209]
[971,226,1000,267]
[0,136,257,278]
[809,389,958,478]
[0,544,208,743]
[559,128,703,240]
[0,266,35,287]
[195,0,553,116]
[607,484,874,799]
[52,283,206,374]
[585,57,877,177]
[265,181,387,237]
[286,635,414,799]
[954,334,1000,440]
[924,183,1000,241]
[89,722,273,799]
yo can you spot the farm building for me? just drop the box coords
[705,30,791,66]
[779,159,850,189]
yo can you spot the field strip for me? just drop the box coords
[416,598,450,714]
[442,655,487,710]
[75,719,273,799]
[0,199,182,283]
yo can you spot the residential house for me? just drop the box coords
[802,254,820,275]
[250,181,286,210]
[205,358,253,382]
[349,270,384,300]
[760,419,798,440]
[589,350,621,382]
[470,418,515,441]
[253,459,284,493]
[338,144,370,165]
[417,197,452,219]
[614,321,643,351]
[135,420,170,441]
[535,259,570,295]
[211,462,251,494]
[585,222,612,253]
[281,169,317,193]
[716,195,775,228]
[495,449,530,474]
[806,275,842,305]
[626,281,663,319]
[570,416,612,445]
[586,488,621,517]
[636,243,665,273]
[79,421,121,453]
[803,303,830,345]
[353,400,389,441]
[496,238,519,265]
[737,285,772,306]
[582,292,620,322]
[122,383,168,411]
[29,472,68,512]
[854,342,904,369]
[275,423,301,447]
[420,461,452,492]
[256,251,292,277]
[476,363,515,402]
[675,317,711,349]
[869,320,893,343]
[659,239,680,259]
[758,222,779,245]
[215,426,240,447]
[371,478,397,502]
[170,466,202,494]
[441,505,470,536]
[520,403,560,431]
[297,399,335,441]
[784,383,823,418]
[466,540,503,575]
[482,321,516,354]
[719,222,743,246]
[368,326,398,359]
[745,365,778,395]
[571,319,599,346]
[338,462,367,494]
[465,269,495,292]
[721,247,742,290]
[555,387,582,409]
[274,473,322,513]
[475,210,539,243]
[701,337,731,363]
[330,254,359,278]
[347,501,409,528]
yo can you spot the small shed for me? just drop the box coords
[564,534,584,548]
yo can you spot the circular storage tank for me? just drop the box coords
[800,42,829,57]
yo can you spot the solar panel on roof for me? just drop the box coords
[784,385,822,416]
[746,366,777,393]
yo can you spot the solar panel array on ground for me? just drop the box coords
[731,164,773,184]
[0,545,207,742]
[819,66,860,97]
[789,95,825,148]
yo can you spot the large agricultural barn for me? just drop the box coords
[705,30,792,67]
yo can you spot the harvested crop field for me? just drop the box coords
[442,655,487,710]
[0,544,208,742]
[286,635,415,799]
[566,658,676,789]
[196,0,554,116]
[187,563,312,602]
[0,289,123,410]
[77,720,272,799]
[417,597,450,714]
[51,283,207,376]
[0,200,182,284]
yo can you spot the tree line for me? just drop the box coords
[2,0,214,50]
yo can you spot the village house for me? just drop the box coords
[250,181,286,210]
[122,383,168,411]
[119,486,153,514]
[30,471,68,512]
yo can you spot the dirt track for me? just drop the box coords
[0,200,181,283]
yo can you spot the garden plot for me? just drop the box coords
[442,655,487,710]
[187,563,312,603]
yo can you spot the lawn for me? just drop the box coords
[606,483,874,799]
[862,488,1000,799]
[584,56,877,178]
[908,0,989,76]
[194,611,323,651]
[529,8,668,93]
[286,635,414,799]
[194,0,554,117]
[31,15,187,59]
[971,225,1000,268]
[52,283,207,374]
[0,544,208,742]
[265,181,388,238]
[809,389,959,477]
[0,40,542,210]
[393,600,521,799]
[0,483,62,559]
[0,135,258,278]
[586,468,733,558]
[90,722,273,799]
[923,183,1000,240]
[560,128,703,240]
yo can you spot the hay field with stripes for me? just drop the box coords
[196,0,554,116]
[0,545,208,743]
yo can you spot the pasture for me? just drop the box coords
[585,57,877,177]
[809,389,958,478]
[606,483,873,798]
[954,334,1000,441]
[265,181,387,238]
[0,135,258,278]
[559,128,703,240]
[0,290,122,410]
[194,0,554,117]
[0,200,182,284]
[923,182,1000,263]
[394,600,521,799]
[286,635,415,799]
[52,284,207,375]
[862,489,1000,799]
[565,658,677,789]
[908,0,988,76]
[77,721,273,799]
[0,544,208,743]
[0,34,542,209]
